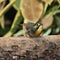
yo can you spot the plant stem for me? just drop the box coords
[0,0,16,16]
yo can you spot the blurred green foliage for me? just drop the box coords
[0,0,60,37]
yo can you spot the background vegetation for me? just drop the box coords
[0,0,60,37]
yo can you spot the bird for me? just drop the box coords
[20,0,43,37]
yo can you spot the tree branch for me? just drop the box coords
[0,35,60,60]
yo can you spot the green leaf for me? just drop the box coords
[56,27,60,33]
[45,5,60,16]
[0,27,10,36]
[10,0,20,10]
[43,28,52,36]
[14,30,25,36]
[0,15,5,29]
[55,15,60,27]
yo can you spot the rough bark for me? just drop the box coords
[0,35,60,60]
